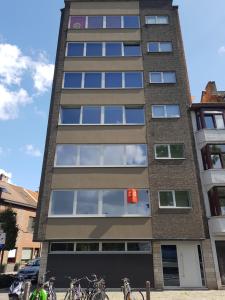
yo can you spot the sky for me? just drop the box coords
[0,0,224,191]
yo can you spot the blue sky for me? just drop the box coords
[0,0,224,191]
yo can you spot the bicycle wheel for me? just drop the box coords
[48,289,57,300]
[91,291,109,300]
[64,290,72,300]
[126,290,144,300]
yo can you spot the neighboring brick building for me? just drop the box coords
[0,173,40,272]
[35,0,217,289]
[191,82,225,289]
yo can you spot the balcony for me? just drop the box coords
[209,217,225,236]
[195,129,225,148]
[202,169,225,191]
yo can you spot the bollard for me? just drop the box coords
[146,281,151,300]
[23,280,31,300]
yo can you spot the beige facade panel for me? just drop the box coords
[51,168,149,189]
[64,57,143,72]
[45,217,152,240]
[60,90,145,105]
[56,126,146,144]
[69,1,139,15]
[67,30,141,42]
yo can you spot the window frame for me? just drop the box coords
[49,241,152,254]
[147,42,173,53]
[154,144,185,159]
[149,72,176,84]
[151,105,180,119]
[63,72,143,89]
[158,190,192,209]
[49,189,151,218]
[145,15,169,25]
[59,106,145,126]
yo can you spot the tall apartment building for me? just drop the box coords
[191,81,225,288]
[35,0,217,289]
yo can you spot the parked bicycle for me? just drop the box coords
[64,277,85,300]
[8,275,27,300]
[85,274,109,300]
[30,272,57,300]
[121,278,144,300]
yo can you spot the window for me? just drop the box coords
[159,191,191,208]
[60,108,81,124]
[88,16,103,28]
[27,217,35,233]
[124,43,141,56]
[125,107,145,124]
[149,72,176,83]
[145,15,169,25]
[155,144,184,159]
[102,190,124,216]
[152,105,180,118]
[51,243,74,252]
[63,72,143,89]
[55,144,147,167]
[60,106,145,125]
[69,16,140,29]
[76,190,98,214]
[123,16,140,28]
[202,144,225,170]
[125,72,143,88]
[82,106,101,124]
[148,42,172,53]
[84,72,102,88]
[50,191,74,215]
[104,106,123,124]
[86,43,102,56]
[208,187,225,216]
[105,72,122,88]
[105,43,122,56]
[50,241,151,253]
[55,145,77,166]
[106,16,121,28]
[63,73,82,88]
[49,189,150,217]
[69,16,86,29]
[21,248,33,261]
[67,43,84,56]
[197,110,225,130]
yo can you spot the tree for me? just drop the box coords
[0,207,18,250]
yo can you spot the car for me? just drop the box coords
[17,258,40,281]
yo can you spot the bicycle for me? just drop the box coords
[85,275,109,300]
[64,277,85,300]
[8,275,27,300]
[121,278,144,300]
[30,272,57,300]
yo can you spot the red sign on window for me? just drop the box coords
[127,189,138,204]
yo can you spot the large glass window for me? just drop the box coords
[64,73,82,88]
[127,190,150,215]
[148,42,172,53]
[102,243,125,251]
[104,106,123,124]
[124,44,141,56]
[50,191,74,215]
[102,190,124,216]
[124,16,140,28]
[125,72,143,88]
[67,43,84,56]
[106,16,121,28]
[55,145,77,166]
[146,15,169,25]
[86,43,102,56]
[79,145,101,165]
[88,16,103,28]
[60,108,81,124]
[126,144,147,166]
[103,145,125,165]
[84,73,102,88]
[82,106,101,124]
[105,43,122,56]
[69,16,86,29]
[152,105,180,118]
[76,190,98,214]
[155,144,184,159]
[76,243,99,251]
[105,72,122,88]
[127,242,151,252]
[159,191,191,208]
[51,243,74,252]
[125,107,145,124]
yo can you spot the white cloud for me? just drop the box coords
[218,46,225,55]
[0,168,12,182]
[23,144,42,157]
[0,43,54,120]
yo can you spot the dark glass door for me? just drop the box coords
[161,245,180,286]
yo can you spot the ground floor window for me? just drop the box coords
[7,249,17,264]
[21,248,33,262]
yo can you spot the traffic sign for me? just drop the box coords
[0,232,6,248]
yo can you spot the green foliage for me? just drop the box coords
[0,207,18,250]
